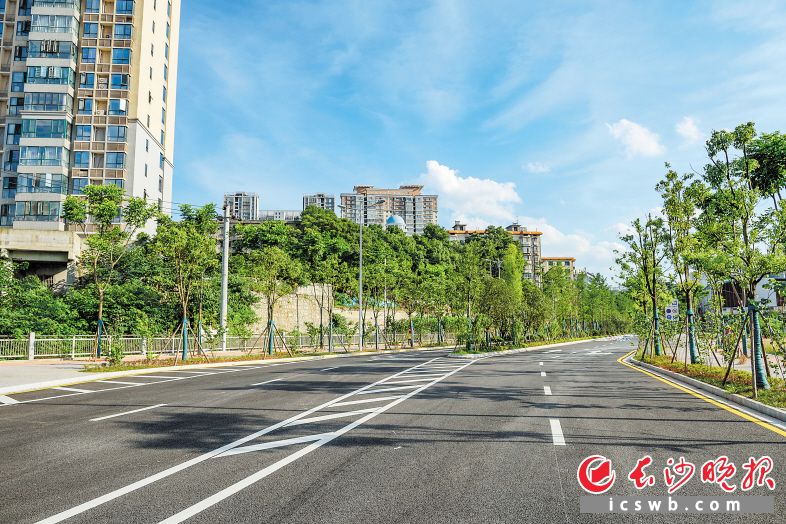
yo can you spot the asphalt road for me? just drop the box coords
[1,339,784,523]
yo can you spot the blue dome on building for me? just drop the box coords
[386,214,407,231]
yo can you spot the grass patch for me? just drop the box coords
[637,353,786,409]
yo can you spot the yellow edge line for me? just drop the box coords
[618,350,786,439]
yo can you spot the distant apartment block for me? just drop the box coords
[542,256,576,278]
[224,191,259,221]
[302,192,334,212]
[339,185,437,235]
[447,221,543,283]
[259,209,300,224]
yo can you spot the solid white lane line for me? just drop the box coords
[53,387,93,393]
[218,433,333,457]
[540,371,546,377]
[90,404,167,422]
[320,366,339,372]
[357,384,421,395]
[286,408,378,426]
[539,362,543,366]
[35,356,448,524]
[549,419,566,446]
[251,378,282,386]
[331,396,401,407]
[157,359,475,524]
[0,394,19,405]
[544,386,552,396]
[546,349,562,353]
[96,380,145,386]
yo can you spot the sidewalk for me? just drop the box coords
[0,360,103,389]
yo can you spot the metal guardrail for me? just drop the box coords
[0,332,458,360]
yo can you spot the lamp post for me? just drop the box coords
[338,198,385,351]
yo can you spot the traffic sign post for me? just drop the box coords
[665,299,679,321]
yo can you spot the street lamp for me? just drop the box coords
[338,198,385,351]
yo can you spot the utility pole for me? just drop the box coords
[359,199,364,352]
[219,204,230,351]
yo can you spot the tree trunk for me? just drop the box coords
[748,301,770,391]
[686,293,698,364]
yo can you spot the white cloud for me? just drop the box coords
[523,162,551,173]
[419,160,521,226]
[606,118,665,157]
[675,116,703,145]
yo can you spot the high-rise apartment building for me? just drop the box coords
[224,191,259,221]
[302,192,334,212]
[0,0,180,231]
[542,256,576,279]
[448,221,543,283]
[339,185,437,235]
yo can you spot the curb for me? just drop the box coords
[627,356,786,424]
[0,345,453,396]
[446,337,623,359]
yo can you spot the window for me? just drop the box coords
[107,126,126,142]
[152,21,155,33]
[29,40,75,59]
[15,201,62,222]
[73,151,90,168]
[75,125,91,141]
[144,163,148,177]
[11,72,26,92]
[145,139,149,152]
[165,43,169,60]
[149,67,153,79]
[146,115,150,127]
[108,99,127,115]
[168,1,172,17]
[81,47,96,63]
[116,0,134,15]
[27,66,74,85]
[71,178,88,195]
[163,85,167,102]
[106,152,126,169]
[164,64,168,81]
[14,46,28,61]
[162,108,166,123]
[4,150,20,172]
[8,97,23,116]
[2,177,17,199]
[78,98,94,114]
[150,43,154,56]
[166,22,171,39]
[159,175,164,192]
[22,120,70,140]
[17,174,67,195]
[85,0,100,14]
[160,130,165,144]
[114,24,132,39]
[148,91,152,103]
[111,74,129,89]
[19,146,68,167]
[6,124,21,145]
[111,48,131,65]
[16,21,31,37]
[159,153,165,169]
[80,72,95,88]
[105,178,124,188]
[32,15,76,35]
[83,23,98,38]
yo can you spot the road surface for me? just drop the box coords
[1,339,784,523]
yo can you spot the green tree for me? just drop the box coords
[62,185,157,352]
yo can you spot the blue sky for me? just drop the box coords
[173,0,786,276]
